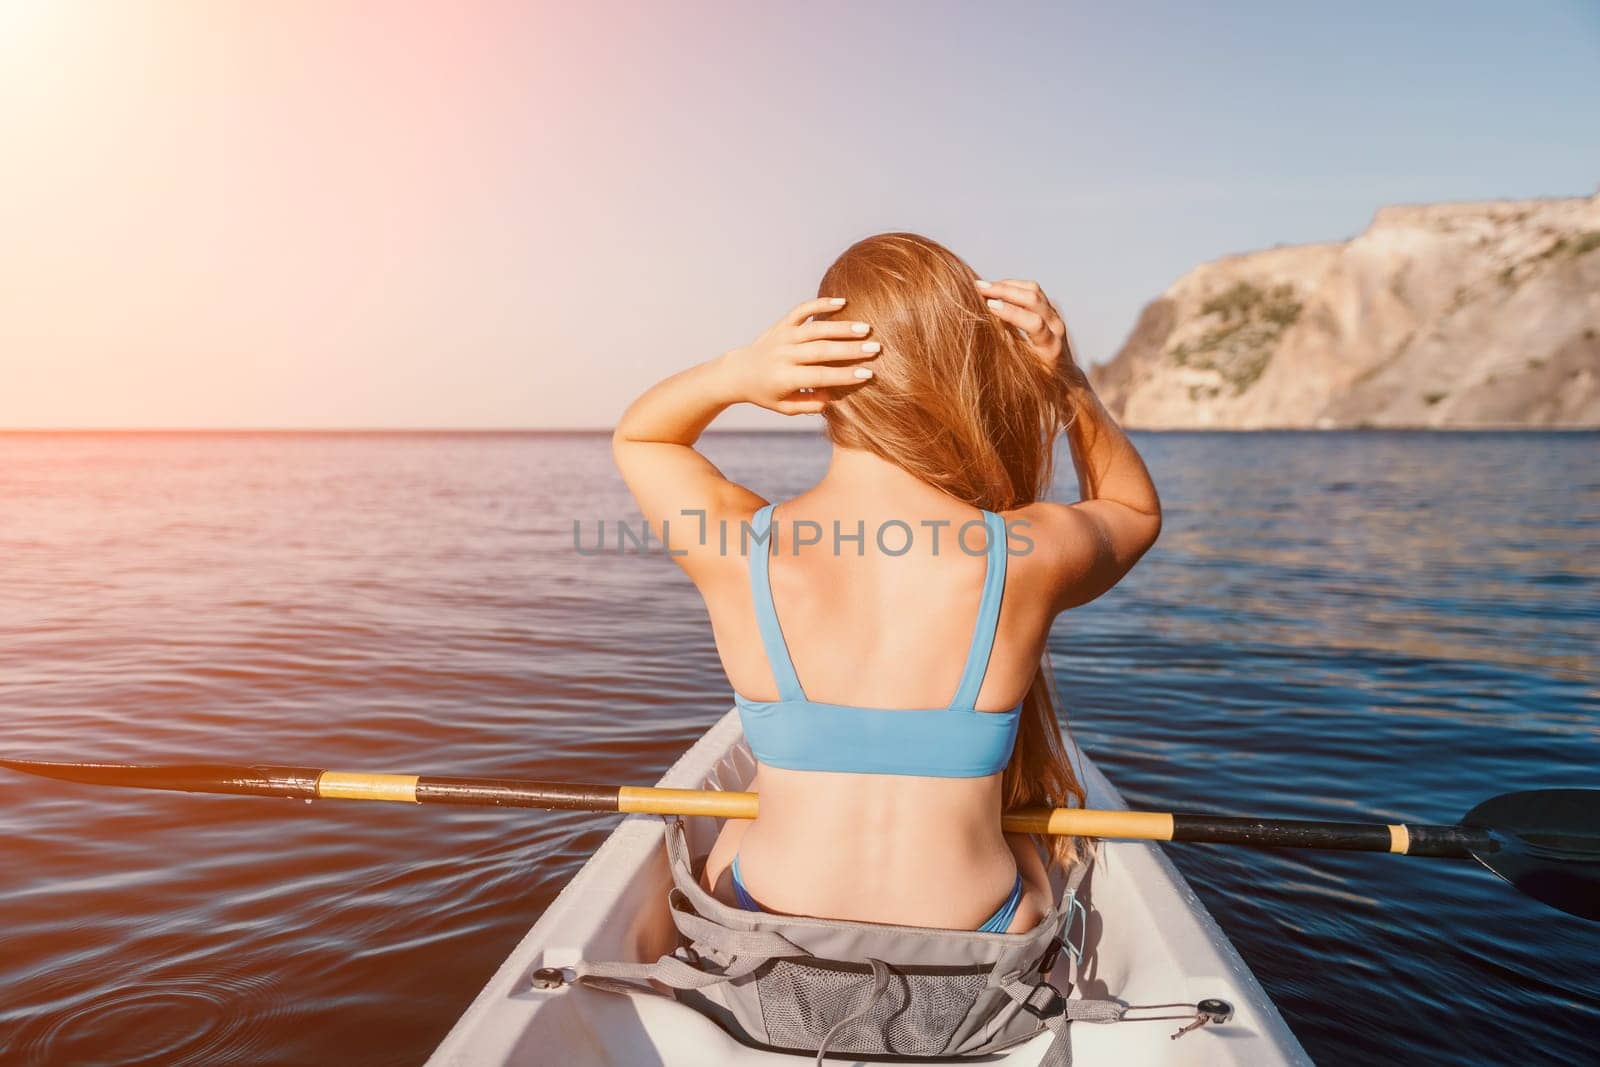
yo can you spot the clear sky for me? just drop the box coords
[2,0,1596,429]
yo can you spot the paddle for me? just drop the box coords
[3,758,1595,920]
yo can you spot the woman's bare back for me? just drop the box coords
[696,458,1059,930]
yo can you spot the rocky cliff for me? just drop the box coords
[1091,193,1600,428]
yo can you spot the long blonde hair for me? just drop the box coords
[817,232,1088,868]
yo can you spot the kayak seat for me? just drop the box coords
[566,817,1123,1067]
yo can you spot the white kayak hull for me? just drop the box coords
[428,709,1310,1065]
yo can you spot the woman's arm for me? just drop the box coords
[976,278,1162,610]
[612,296,880,581]
[1047,379,1162,608]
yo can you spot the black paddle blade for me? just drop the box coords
[0,759,323,799]
[1462,789,1600,922]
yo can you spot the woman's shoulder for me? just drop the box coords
[995,501,1098,601]
[656,487,772,596]
[996,500,1075,555]
[998,498,1159,612]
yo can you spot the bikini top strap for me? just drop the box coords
[949,510,1009,711]
[747,503,806,702]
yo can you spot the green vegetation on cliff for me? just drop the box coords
[1166,282,1302,394]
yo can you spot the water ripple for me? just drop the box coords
[0,429,1596,1066]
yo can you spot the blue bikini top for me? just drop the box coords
[733,502,1023,778]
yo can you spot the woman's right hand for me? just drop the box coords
[715,297,882,415]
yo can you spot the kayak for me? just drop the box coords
[427,708,1311,1065]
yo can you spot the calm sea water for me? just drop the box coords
[0,430,1596,1065]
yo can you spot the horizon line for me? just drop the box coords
[0,426,822,434]
[2,426,1594,436]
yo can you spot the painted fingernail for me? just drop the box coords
[851,322,870,335]
[986,298,1003,310]
[975,279,992,289]
[861,341,881,353]
[854,368,874,379]
[829,297,847,306]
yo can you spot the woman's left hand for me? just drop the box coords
[974,278,1087,387]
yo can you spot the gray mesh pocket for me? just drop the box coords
[754,957,990,1056]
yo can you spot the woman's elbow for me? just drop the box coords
[1124,504,1162,565]
[610,426,644,479]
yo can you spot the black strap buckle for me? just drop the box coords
[1021,981,1066,1019]
[1036,936,1064,975]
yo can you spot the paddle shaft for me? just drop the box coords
[0,760,1492,859]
